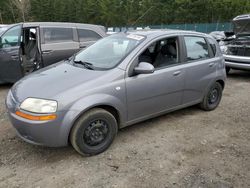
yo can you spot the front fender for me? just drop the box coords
[69,93,127,122]
[58,94,127,145]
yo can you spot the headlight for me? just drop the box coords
[220,45,228,54]
[20,98,57,113]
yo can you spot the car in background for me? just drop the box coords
[6,30,226,156]
[0,25,9,34]
[212,14,250,73]
[0,22,106,84]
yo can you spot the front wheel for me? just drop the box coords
[70,108,118,156]
[200,82,223,111]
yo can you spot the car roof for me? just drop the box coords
[233,14,250,21]
[21,22,103,28]
[127,29,209,38]
[0,24,8,27]
[7,22,106,36]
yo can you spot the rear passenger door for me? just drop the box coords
[77,28,102,49]
[182,36,217,104]
[40,27,79,66]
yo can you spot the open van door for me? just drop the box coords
[0,25,23,83]
[21,27,43,75]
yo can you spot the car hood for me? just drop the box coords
[233,19,250,35]
[11,61,111,103]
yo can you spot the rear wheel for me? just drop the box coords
[200,82,223,111]
[70,108,118,156]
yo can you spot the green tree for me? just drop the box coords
[1,0,250,26]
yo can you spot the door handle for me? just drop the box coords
[42,50,53,55]
[173,71,181,76]
[209,62,215,67]
[80,46,86,49]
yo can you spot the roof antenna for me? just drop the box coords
[125,6,154,33]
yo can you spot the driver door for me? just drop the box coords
[0,25,23,83]
[125,36,186,122]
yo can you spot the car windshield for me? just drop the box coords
[73,33,145,70]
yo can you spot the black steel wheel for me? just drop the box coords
[200,82,223,111]
[70,108,118,156]
[83,119,109,147]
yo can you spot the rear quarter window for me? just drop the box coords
[77,29,102,42]
[184,36,209,61]
[207,38,217,57]
[43,27,73,43]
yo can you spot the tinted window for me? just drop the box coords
[207,38,217,57]
[43,27,73,43]
[139,37,179,69]
[184,36,209,61]
[0,25,21,48]
[77,29,101,42]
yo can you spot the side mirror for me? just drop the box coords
[134,62,155,75]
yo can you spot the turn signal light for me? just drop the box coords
[15,111,57,121]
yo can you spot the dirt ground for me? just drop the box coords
[0,70,249,188]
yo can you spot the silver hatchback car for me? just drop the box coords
[6,30,226,156]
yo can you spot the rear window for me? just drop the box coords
[184,36,209,61]
[43,27,73,43]
[77,29,101,42]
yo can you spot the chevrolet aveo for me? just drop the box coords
[6,30,226,156]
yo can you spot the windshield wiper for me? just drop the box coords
[73,60,94,70]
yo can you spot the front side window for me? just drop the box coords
[43,27,73,43]
[0,25,21,48]
[73,33,145,70]
[184,36,209,61]
[138,37,179,69]
[77,29,102,42]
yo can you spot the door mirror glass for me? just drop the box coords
[134,62,155,75]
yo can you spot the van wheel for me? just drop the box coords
[70,108,118,156]
[200,82,222,111]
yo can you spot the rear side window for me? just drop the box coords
[77,29,101,42]
[43,27,73,43]
[184,36,209,61]
[207,38,217,57]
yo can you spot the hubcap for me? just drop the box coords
[208,88,218,105]
[83,119,109,146]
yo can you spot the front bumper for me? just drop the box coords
[5,90,76,147]
[224,55,250,70]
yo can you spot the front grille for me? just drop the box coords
[228,46,250,57]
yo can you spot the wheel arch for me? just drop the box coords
[75,104,121,126]
[67,104,122,145]
[216,79,225,90]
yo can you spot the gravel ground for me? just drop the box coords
[0,70,249,188]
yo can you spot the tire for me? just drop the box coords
[70,108,118,156]
[200,82,223,111]
[226,67,230,74]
